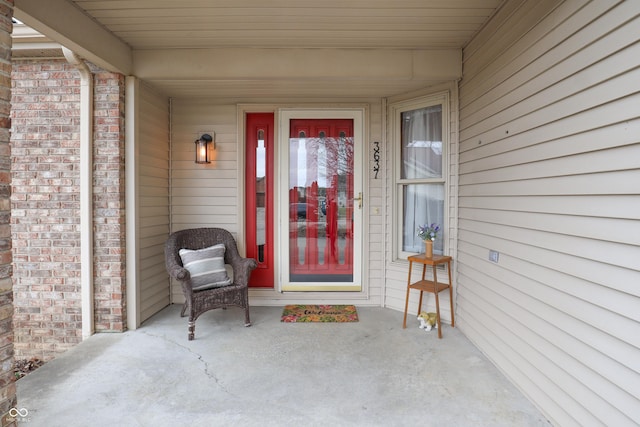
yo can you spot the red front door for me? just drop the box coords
[288,119,354,283]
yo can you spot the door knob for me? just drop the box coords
[354,192,363,209]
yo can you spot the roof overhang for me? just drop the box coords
[14,0,132,73]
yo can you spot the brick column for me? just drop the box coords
[92,70,126,332]
[1,2,17,426]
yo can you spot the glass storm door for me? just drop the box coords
[282,115,362,292]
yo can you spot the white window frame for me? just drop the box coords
[391,92,449,261]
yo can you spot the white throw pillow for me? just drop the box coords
[179,244,232,291]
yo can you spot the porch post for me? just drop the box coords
[125,76,140,330]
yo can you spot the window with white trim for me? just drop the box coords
[392,92,448,260]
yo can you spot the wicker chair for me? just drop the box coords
[164,228,258,340]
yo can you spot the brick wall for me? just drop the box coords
[1,2,16,425]
[11,59,83,360]
[11,59,126,362]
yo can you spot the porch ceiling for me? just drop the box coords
[13,0,504,99]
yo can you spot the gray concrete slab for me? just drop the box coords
[16,305,550,426]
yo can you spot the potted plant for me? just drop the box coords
[417,223,440,258]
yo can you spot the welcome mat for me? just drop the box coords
[281,305,359,323]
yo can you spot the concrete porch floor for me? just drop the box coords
[17,305,550,426]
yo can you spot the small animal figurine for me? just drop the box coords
[417,311,438,331]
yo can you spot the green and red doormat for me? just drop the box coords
[281,305,359,323]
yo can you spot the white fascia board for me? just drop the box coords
[12,41,61,51]
[133,48,462,82]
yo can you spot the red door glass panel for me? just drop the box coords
[289,119,354,282]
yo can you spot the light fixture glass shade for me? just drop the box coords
[195,134,213,163]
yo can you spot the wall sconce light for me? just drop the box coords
[195,133,213,164]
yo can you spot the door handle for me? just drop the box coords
[354,192,363,209]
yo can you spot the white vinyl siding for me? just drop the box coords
[367,100,385,303]
[138,82,171,322]
[170,99,384,306]
[170,102,239,232]
[458,1,640,426]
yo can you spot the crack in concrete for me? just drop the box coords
[137,330,239,398]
